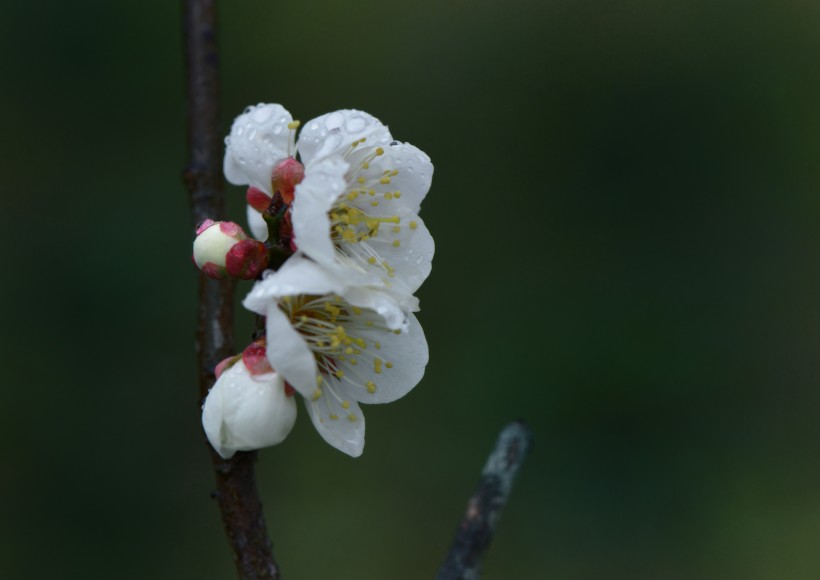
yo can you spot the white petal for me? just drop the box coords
[341,207,434,296]
[224,103,293,194]
[243,257,346,314]
[201,363,297,459]
[342,286,408,332]
[263,305,319,398]
[291,157,349,265]
[380,141,434,213]
[246,205,268,241]
[305,384,365,457]
[297,110,391,164]
[337,312,428,405]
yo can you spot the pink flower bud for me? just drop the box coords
[215,354,240,379]
[241,340,273,376]
[246,187,272,213]
[193,221,268,280]
[196,218,217,235]
[271,157,304,204]
[225,239,269,279]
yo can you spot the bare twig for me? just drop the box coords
[182,1,280,578]
[437,421,533,580]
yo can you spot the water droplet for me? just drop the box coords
[390,140,400,147]
[252,106,273,123]
[244,105,254,114]
[239,156,246,166]
[415,255,425,265]
[345,115,367,133]
[324,131,343,150]
[237,126,244,136]
[325,112,344,130]
[249,128,257,140]
[273,123,283,134]
[309,122,319,131]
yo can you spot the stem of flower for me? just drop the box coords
[182,1,280,578]
[436,421,534,580]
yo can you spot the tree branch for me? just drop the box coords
[182,1,280,578]
[437,421,534,580]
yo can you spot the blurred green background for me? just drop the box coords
[2,0,820,578]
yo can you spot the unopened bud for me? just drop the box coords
[246,187,272,213]
[225,239,269,279]
[202,358,297,459]
[193,221,268,280]
[242,340,274,376]
[271,157,304,204]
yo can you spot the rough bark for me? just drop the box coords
[182,1,280,577]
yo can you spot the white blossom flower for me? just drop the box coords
[243,257,428,457]
[224,104,435,299]
[202,355,297,459]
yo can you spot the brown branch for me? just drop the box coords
[182,1,280,578]
[437,421,534,580]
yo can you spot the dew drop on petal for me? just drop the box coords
[325,112,344,130]
[252,107,273,123]
[325,131,343,150]
[390,141,400,147]
[415,255,424,265]
[237,126,244,136]
[249,128,257,140]
[345,115,366,133]
[309,122,319,131]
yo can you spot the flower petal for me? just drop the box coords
[339,207,434,296]
[201,363,297,459]
[297,110,391,165]
[246,205,268,241]
[380,141,434,213]
[224,104,293,194]
[342,286,409,332]
[243,257,345,314]
[264,305,319,398]
[336,312,428,405]
[305,383,365,457]
[291,157,349,265]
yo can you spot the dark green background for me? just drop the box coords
[3,1,819,578]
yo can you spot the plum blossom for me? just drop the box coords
[224,104,434,299]
[243,257,428,457]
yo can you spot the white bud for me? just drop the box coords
[193,221,248,278]
[202,359,297,459]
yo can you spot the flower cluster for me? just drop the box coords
[194,104,433,458]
